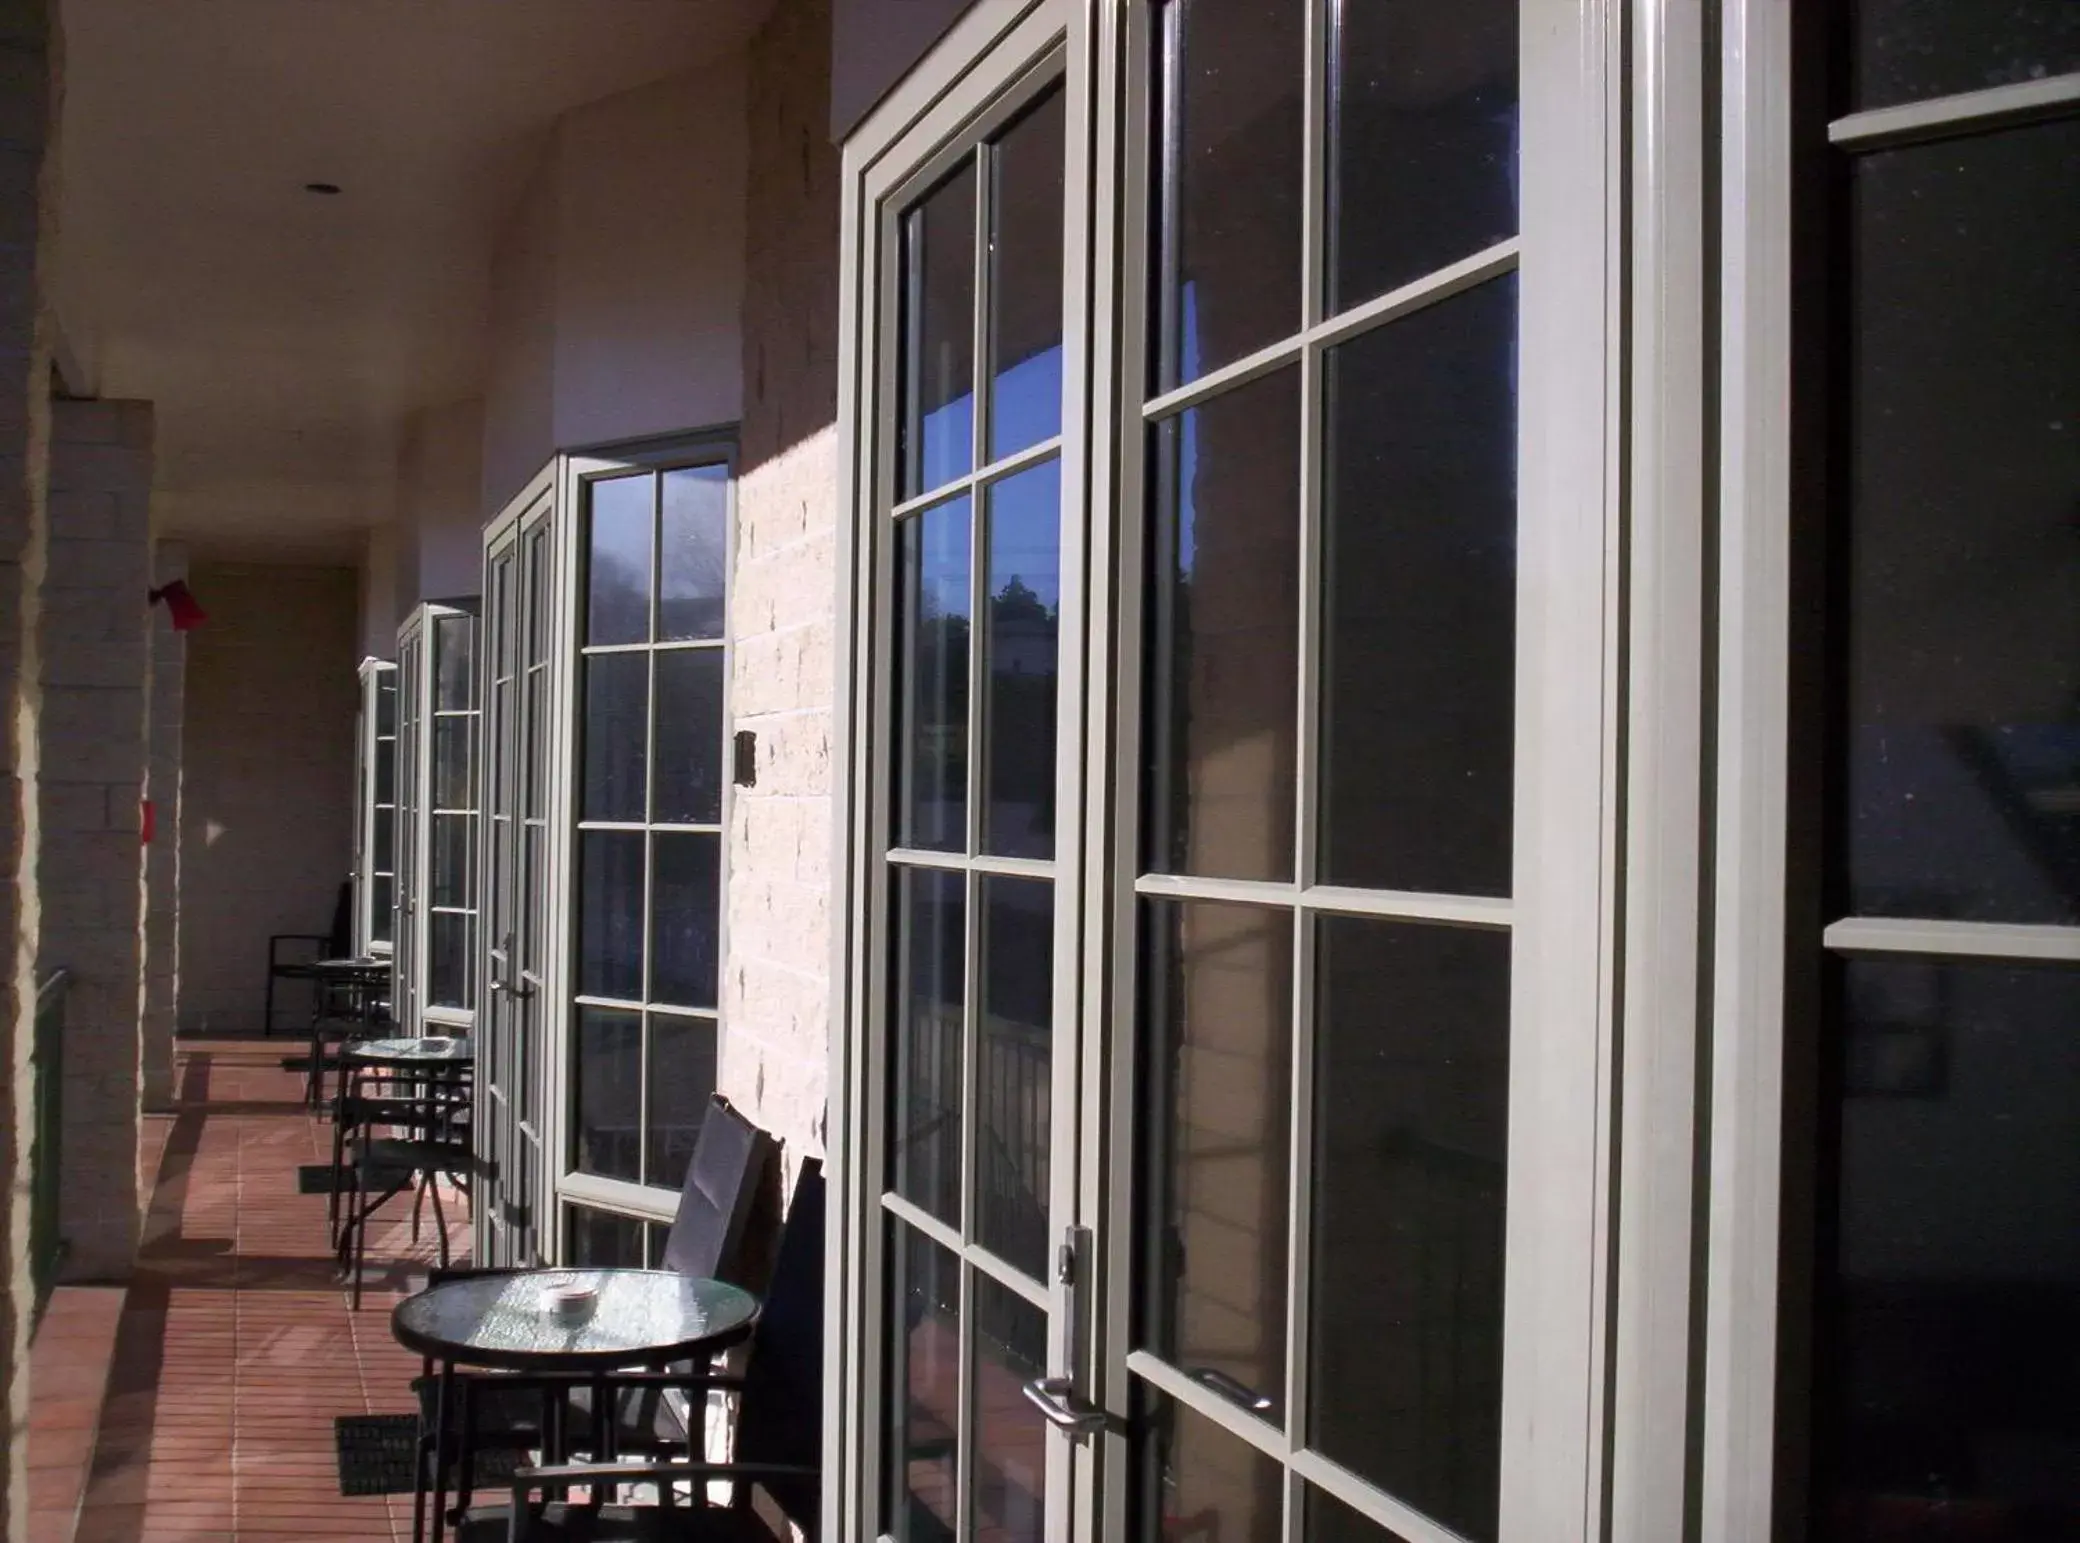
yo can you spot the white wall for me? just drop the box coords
[396,398,487,604]
[481,56,748,515]
[359,523,399,659]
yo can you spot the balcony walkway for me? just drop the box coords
[31,1040,466,1543]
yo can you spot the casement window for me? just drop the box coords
[392,602,481,1035]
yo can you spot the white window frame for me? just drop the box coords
[394,600,482,1037]
[353,655,399,959]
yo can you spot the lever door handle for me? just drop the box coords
[1021,1375,1106,1436]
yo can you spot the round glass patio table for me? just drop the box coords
[391,1268,759,1372]
[345,1035,474,1069]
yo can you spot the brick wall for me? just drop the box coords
[0,0,59,1533]
[176,562,357,1037]
[37,398,153,1281]
[141,539,186,1108]
[720,0,841,1166]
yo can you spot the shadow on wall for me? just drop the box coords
[176,562,359,1036]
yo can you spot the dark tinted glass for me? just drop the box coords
[976,877,1052,1278]
[982,460,1060,860]
[586,474,654,646]
[892,868,965,1227]
[1329,0,1517,313]
[428,911,470,1009]
[1322,276,1517,897]
[1853,1,2080,110]
[1846,122,2080,925]
[573,1005,642,1181]
[897,497,972,853]
[971,1277,1048,1543]
[646,1012,715,1188]
[567,1205,647,1268]
[1146,368,1300,882]
[373,806,395,872]
[1139,898,1292,1423]
[988,88,1066,461]
[376,675,397,735]
[1133,1390,1283,1543]
[1819,959,2080,1535]
[375,738,396,805]
[578,831,645,1001]
[1307,1486,1414,1543]
[654,649,725,826]
[885,1221,962,1541]
[901,162,978,499]
[430,813,471,908]
[434,614,474,711]
[660,464,729,641]
[1311,916,1508,1541]
[1154,0,1304,391]
[582,653,649,824]
[432,717,473,810]
[650,832,720,1010]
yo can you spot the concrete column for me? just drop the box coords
[141,539,185,1110]
[38,397,153,1282]
[0,0,60,1536]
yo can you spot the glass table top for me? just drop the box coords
[392,1269,760,1370]
[346,1036,474,1065]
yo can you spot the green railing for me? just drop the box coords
[30,967,69,1317]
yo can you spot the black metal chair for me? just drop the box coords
[337,1065,474,1308]
[412,1097,778,1537]
[460,1159,825,1543]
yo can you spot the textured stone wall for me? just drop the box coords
[141,539,186,1109]
[720,0,840,1167]
[38,398,153,1281]
[0,0,59,1533]
[176,562,357,1036]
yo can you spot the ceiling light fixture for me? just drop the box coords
[303,181,342,195]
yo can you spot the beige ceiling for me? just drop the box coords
[56,0,771,560]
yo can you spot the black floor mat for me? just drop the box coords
[298,1163,414,1194]
[334,1413,526,1496]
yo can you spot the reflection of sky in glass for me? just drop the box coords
[917,378,973,494]
[660,464,727,640]
[914,495,972,620]
[587,474,653,645]
[991,345,1062,461]
[987,458,1060,611]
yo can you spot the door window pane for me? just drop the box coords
[1307,1486,1413,1543]
[1311,916,1508,1542]
[982,460,1060,860]
[578,831,645,1001]
[1846,122,2080,925]
[1139,898,1293,1424]
[660,465,729,641]
[567,1205,647,1268]
[1147,368,1300,882]
[432,718,474,810]
[901,162,978,499]
[897,496,972,853]
[893,868,965,1227]
[971,1276,1048,1543]
[586,474,655,646]
[886,1221,962,1542]
[650,833,721,1010]
[1153,0,1304,391]
[574,1005,643,1182]
[434,614,474,711]
[646,1012,716,1190]
[987,87,1066,461]
[582,653,650,824]
[654,649,726,825]
[1321,275,1517,898]
[1820,958,2080,1530]
[430,814,471,908]
[1851,1,2080,110]
[1328,0,1518,313]
[976,877,1052,1278]
[1134,1390,1283,1543]
[428,912,470,1009]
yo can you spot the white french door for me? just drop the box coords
[835,2,1617,1539]
[478,472,562,1269]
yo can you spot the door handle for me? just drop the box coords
[1022,1375,1105,1435]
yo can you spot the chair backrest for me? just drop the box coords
[736,1157,825,1538]
[660,1094,775,1286]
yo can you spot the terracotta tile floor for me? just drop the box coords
[41,1040,468,1543]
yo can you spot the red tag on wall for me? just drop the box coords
[141,798,154,845]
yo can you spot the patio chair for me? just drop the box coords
[456,1159,825,1543]
[337,1068,474,1308]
